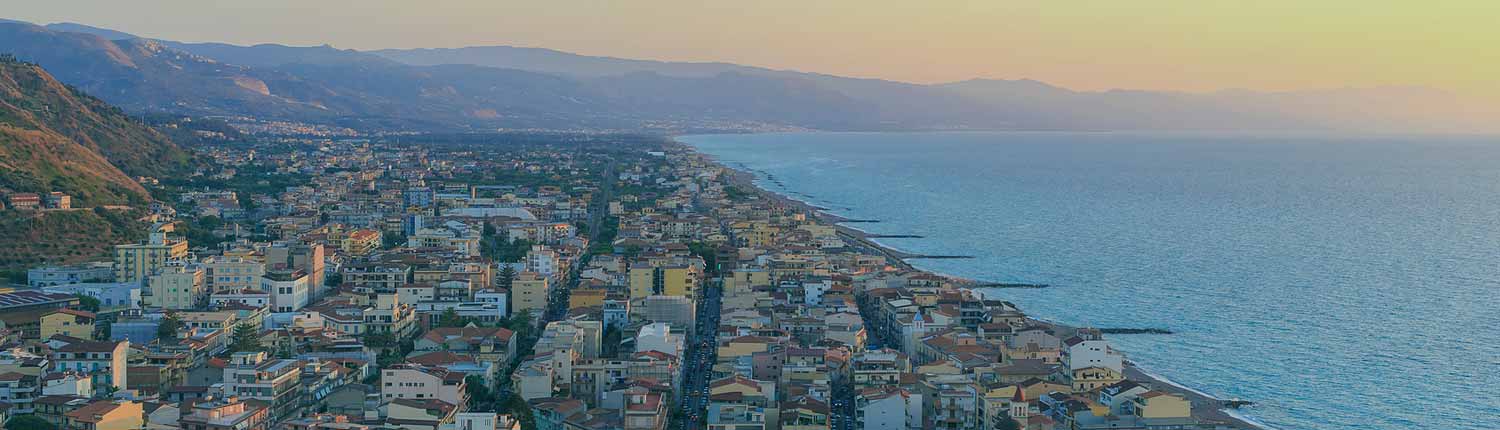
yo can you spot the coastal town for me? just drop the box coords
[0,133,1257,430]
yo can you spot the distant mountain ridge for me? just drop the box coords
[0,18,1493,133]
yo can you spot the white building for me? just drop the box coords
[802,278,833,306]
[525,245,561,281]
[27,263,113,287]
[380,364,466,405]
[474,289,509,317]
[42,282,140,310]
[211,289,272,309]
[856,388,922,430]
[1063,333,1123,373]
[261,269,310,312]
[635,322,683,359]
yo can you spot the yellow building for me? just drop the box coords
[1068,366,1125,393]
[724,269,771,295]
[40,309,96,340]
[342,229,382,256]
[1132,391,1191,418]
[511,272,550,317]
[201,255,266,293]
[628,264,655,299]
[716,337,774,362]
[568,287,608,310]
[627,264,701,299]
[63,400,143,430]
[708,376,768,401]
[660,265,700,297]
[114,230,189,284]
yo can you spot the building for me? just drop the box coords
[220,352,304,421]
[379,364,468,406]
[50,340,128,390]
[855,388,922,430]
[146,261,208,310]
[1129,391,1190,419]
[621,387,667,430]
[264,243,325,299]
[388,398,458,430]
[27,263,114,287]
[707,402,767,430]
[0,372,40,414]
[410,225,481,258]
[342,230,382,256]
[343,264,411,293]
[405,187,435,208]
[628,263,701,299]
[114,227,189,284]
[262,268,310,313]
[44,192,71,210]
[0,291,81,339]
[41,283,140,311]
[474,289,509,317]
[202,256,266,293]
[525,246,562,281]
[510,272,549,317]
[1062,333,1123,374]
[211,289,272,309]
[635,322,683,359]
[40,309,96,340]
[62,400,142,430]
[179,395,271,430]
[414,326,517,366]
[6,193,40,210]
[636,295,695,330]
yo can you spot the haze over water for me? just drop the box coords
[683,132,1500,430]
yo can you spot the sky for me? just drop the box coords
[8,1,1500,99]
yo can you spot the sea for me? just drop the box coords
[680,131,1500,430]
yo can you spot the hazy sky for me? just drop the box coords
[9,1,1499,98]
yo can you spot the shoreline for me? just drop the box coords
[686,139,1271,430]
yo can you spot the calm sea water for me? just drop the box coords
[682,132,1500,430]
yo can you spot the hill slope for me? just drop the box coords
[0,57,188,206]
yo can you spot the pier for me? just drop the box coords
[971,282,1049,289]
[1099,327,1175,335]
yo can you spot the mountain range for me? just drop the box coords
[0,18,1494,133]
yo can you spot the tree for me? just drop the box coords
[157,313,183,341]
[382,233,406,250]
[230,322,261,353]
[504,312,534,346]
[501,394,535,430]
[74,294,101,312]
[4,415,56,430]
[365,331,397,348]
[996,411,1021,430]
[465,375,495,408]
[436,308,464,328]
[497,265,517,290]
